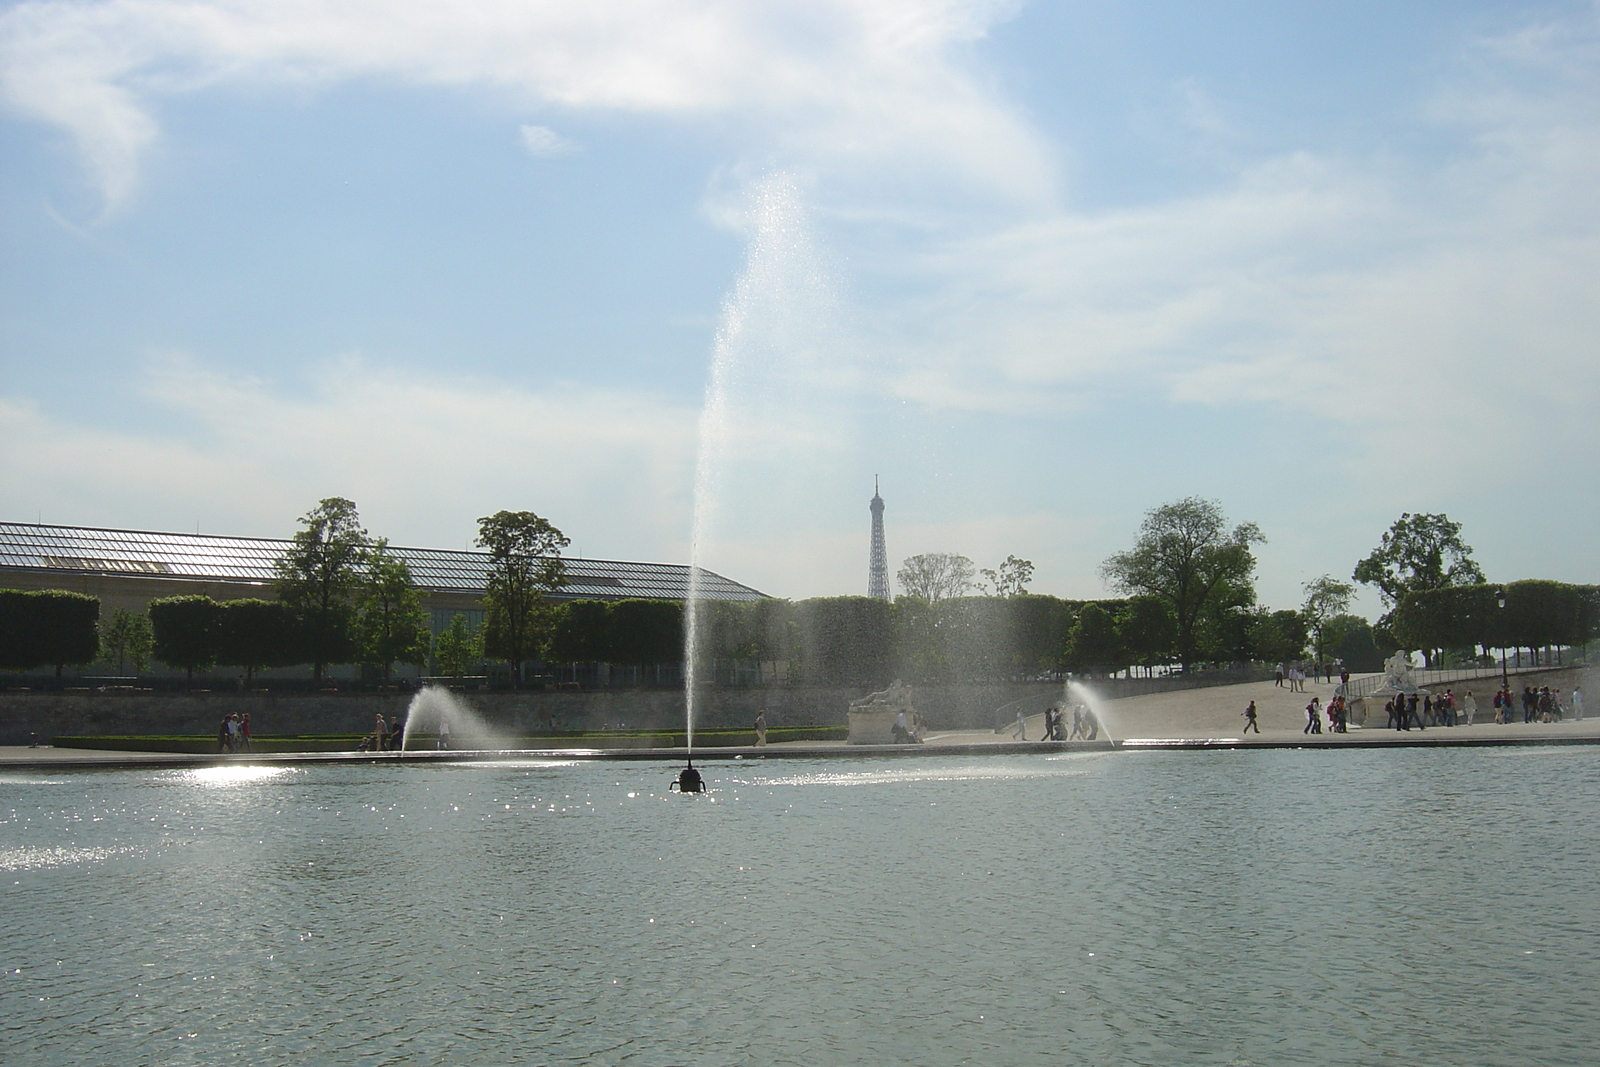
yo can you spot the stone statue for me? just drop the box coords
[848,680,915,743]
[851,680,912,710]
[1382,651,1415,689]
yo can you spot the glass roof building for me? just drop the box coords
[0,523,766,604]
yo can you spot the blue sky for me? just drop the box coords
[1,0,1596,616]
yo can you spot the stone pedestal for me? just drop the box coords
[847,708,902,745]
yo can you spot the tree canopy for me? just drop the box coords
[432,614,483,677]
[149,595,222,681]
[354,540,431,679]
[216,599,303,679]
[275,497,370,682]
[0,590,100,675]
[100,607,153,675]
[896,553,975,602]
[476,510,569,684]
[1301,574,1355,661]
[1099,497,1264,670]
[1353,512,1484,611]
[980,555,1035,597]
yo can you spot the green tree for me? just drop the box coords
[1247,609,1308,665]
[1325,614,1383,672]
[432,614,483,677]
[38,591,100,677]
[793,596,893,686]
[1100,497,1264,671]
[896,553,975,602]
[149,595,222,682]
[100,607,154,675]
[1008,594,1075,677]
[0,589,42,671]
[216,599,304,681]
[0,590,100,677]
[476,510,569,684]
[354,540,431,681]
[1117,595,1176,673]
[1065,602,1124,674]
[606,599,684,666]
[979,555,1035,597]
[1353,513,1485,618]
[1301,574,1355,663]
[548,599,614,663]
[275,497,370,683]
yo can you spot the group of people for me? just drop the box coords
[216,712,251,752]
[361,713,448,751]
[1385,689,1473,730]
[1275,661,1350,691]
[1302,694,1351,733]
[1494,685,1583,724]
[1022,703,1098,741]
[1381,684,1586,729]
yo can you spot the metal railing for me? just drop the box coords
[1340,664,1552,702]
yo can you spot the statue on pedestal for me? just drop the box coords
[848,680,917,744]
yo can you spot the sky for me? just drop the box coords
[1,0,1597,618]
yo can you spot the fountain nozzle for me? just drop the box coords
[672,760,705,794]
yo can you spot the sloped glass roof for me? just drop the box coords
[0,523,767,602]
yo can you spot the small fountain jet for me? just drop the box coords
[672,760,706,794]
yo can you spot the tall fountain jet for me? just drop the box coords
[868,477,890,601]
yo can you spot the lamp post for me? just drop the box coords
[1497,587,1509,691]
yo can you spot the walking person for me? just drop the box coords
[1573,686,1585,722]
[1011,708,1027,741]
[1462,691,1478,726]
[239,712,252,750]
[1243,700,1260,734]
[753,709,768,746]
[1304,697,1322,735]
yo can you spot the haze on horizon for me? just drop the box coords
[2,0,1596,616]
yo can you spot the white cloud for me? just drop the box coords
[0,0,1049,208]
[858,13,1600,496]
[0,354,700,562]
[518,124,576,156]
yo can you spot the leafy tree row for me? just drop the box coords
[1391,580,1599,664]
[0,590,99,676]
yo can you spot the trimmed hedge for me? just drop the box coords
[0,589,100,674]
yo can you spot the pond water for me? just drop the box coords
[3,748,1598,1066]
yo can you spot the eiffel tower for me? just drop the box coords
[868,477,890,600]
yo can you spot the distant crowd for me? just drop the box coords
[1275,661,1350,692]
[1015,703,1099,742]
[1384,684,1583,730]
